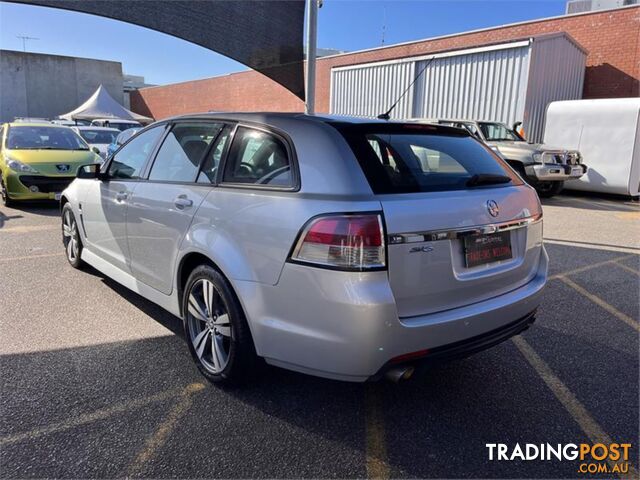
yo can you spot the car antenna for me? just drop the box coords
[377,56,436,120]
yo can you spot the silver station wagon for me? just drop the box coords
[60,113,548,384]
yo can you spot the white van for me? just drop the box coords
[544,98,639,196]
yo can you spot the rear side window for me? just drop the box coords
[337,125,521,193]
[197,126,231,184]
[149,123,223,182]
[222,127,293,187]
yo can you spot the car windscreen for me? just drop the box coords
[478,122,520,141]
[7,126,89,150]
[78,129,118,144]
[334,124,521,194]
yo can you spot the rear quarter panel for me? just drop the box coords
[181,188,382,286]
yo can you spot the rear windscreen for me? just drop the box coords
[335,124,521,194]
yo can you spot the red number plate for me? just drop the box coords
[464,231,512,267]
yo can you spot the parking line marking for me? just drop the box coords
[544,239,639,254]
[126,382,205,476]
[365,384,390,480]
[615,211,640,220]
[563,196,639,213]
[548,255,635,280]
[613,260,639,275]
[0,252,63,263]
[0,387,188,447]
[513,336,638,479]
[558,276,639,332]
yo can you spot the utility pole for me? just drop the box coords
[16,35,38,52]
[305,0,319,115]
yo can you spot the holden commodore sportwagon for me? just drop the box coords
[60,113,548,384]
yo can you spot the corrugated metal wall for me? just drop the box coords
[330,34,586,143]
[523,36,586,142]
[412,45,530,129]
[330,61,415,119]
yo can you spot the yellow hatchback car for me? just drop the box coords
[0,122,101,206]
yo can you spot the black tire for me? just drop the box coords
[61,203,84,268]
[1,175,14,208]
[533,180,564,198]
[182,265,257,385]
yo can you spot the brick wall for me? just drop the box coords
[131,6,639,119]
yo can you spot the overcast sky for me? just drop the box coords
[0,0,567,86]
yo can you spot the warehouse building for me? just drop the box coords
[130,5,639,128]
[0,50,124,123]
[331,33,586,142]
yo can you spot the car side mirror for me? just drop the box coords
[91,146,100,155]
[77,163,101,179]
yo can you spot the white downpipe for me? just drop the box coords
[305,0,318,115]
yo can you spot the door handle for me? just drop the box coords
[115,191,128,202]
[174,195,193,209]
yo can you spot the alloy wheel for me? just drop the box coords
[186,279,232,374]
[62,209,79,263]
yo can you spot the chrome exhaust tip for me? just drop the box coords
[385,365,415,383]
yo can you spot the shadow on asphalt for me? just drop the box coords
[542,190,639,212]
[2,239,636,478]
[0,201,60,219]
[0,210,23,228]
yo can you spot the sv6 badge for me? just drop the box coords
[410,245,434,253]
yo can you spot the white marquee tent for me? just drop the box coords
[60,85,153,123]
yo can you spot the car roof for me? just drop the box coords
[162,112,399,124]
[92,118,140,123]
[162,111,474,128]
[73,126,120,131]
[6,122,69,128]
[151,112,469,138]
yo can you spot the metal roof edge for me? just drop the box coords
[331,39,533,72]
[529,31,589,55]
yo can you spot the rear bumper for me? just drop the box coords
[235,246,548,382]
[371,310,536,380]
[526,163,587,182]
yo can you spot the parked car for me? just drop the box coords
[51,119,91,127]
[0,122,101,206]
[60,113,547,384]
[106,127,141,159]
[71,126,120,160]
[431,119,587,197]
[90,118,142,132]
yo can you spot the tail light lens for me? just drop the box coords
[290,214,386,270]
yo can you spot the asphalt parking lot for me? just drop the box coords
[1,191,638,479]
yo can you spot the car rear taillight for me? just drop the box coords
[290,214,386,270]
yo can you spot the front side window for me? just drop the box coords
[478,122,520,141]
[7,126,89,150]
[337,124,521,194]
[149,123,223,183]
[108,125,164,179]
[222,127,293,187]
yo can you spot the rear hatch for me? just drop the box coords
[334,122,544,318]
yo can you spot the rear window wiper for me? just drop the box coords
[466,173,512,187]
